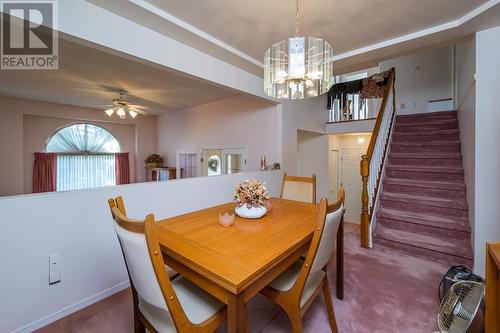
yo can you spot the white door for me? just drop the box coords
[340,149,365,223]
[176,150,201,179]
[329,150,340,202]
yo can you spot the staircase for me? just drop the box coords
[373,111,473,267]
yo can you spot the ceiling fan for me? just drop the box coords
[101,90,148,119]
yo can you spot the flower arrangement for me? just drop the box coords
[233,180,270,208]
[145,154,163,167]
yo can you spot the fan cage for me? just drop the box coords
[437,281,484,333]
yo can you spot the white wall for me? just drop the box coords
[454,37,476,254]
[296,130,329,202]
[0,170,282,333]
[157,95,279,172]
[474,26,500,276]
[326,118,376,134]
[281,97,329,200]
[380,46,454,115]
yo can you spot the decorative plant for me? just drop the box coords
[233,180,270,208]
[145,154,163,164]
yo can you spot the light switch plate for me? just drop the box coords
[49,254,61,285]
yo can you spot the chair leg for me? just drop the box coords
[322,278,339,333]
[285,309,303,333]
[134,311,145,333]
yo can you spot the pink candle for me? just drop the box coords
[219,212,235,227]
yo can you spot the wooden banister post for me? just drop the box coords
[360,155,370,248]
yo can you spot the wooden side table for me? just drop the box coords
[146,166,176,181]
[486,242,500,333]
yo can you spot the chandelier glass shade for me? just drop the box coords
[264,1,334,99]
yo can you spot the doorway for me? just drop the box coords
[329,150,340,202]
[340,148,365,223]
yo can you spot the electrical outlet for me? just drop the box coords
[49,254,61,285]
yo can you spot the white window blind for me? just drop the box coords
[57,154,116,191]
[45,124,121,191]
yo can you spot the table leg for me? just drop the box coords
[227,293,247,333]
[336,216,344,300]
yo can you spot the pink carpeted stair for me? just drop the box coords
[374,111,473,268]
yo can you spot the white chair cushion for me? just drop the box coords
[138,299,176,333]
[268,260,326,307]
[139,276,225,331]
[114,221,167,311]
[282,181,314,203]
[172,276,225,324]
[310,203,343,274]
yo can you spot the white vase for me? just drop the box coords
[235,205,267,219]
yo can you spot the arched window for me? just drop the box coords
[45,124,122,191]
[46,123,120,153]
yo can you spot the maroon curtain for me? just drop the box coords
[115,153,130,185]
[33,153,57,193]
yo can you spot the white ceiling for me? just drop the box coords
[90,0,500,75]
[144,0,486,59]
[0,36,239,115]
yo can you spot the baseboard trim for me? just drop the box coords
[11,280,130,333]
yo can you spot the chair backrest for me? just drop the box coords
[144,211,194,329]
[291,188,345,300]
[280,172,317,204]
[310,188,345,275]
[108,197,167,312]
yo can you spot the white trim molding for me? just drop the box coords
[10,281,130,333]
[333,0,500,61]
[126,0,499,68]
[128,0,264,68]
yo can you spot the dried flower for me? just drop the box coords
[233,180,271,208]
[145,154,163,163]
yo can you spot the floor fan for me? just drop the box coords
[438,281,484,333]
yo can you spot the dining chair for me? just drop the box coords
[260,188,345,333]
[108,197,227,333]
[280,172,317,204]
[108,197,178,279]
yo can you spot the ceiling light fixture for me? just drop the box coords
[105,108,114,117]
[264,0,334,99]
[128,110,138,118]
[116,107,126,119]
[101,90,147,119]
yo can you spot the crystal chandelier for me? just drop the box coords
[264,0,334,99]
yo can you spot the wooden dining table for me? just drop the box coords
[156,197,344,332]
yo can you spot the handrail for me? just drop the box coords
[360,68,396,248]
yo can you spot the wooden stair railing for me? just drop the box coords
[360,68,396,248]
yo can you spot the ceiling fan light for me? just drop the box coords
[129,110,138,118]
[105,108,114,117]
[116,108,126,119]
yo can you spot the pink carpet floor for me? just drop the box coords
[223,223,448,332]
[37,223,448,333]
